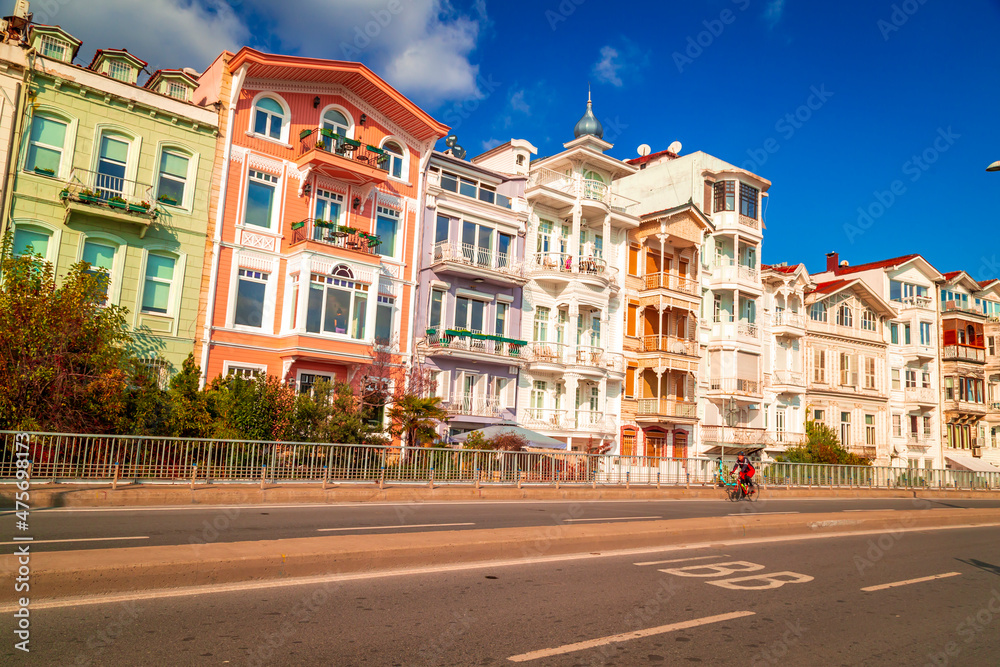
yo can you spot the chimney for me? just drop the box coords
[826,252,839,272]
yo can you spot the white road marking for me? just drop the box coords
[506,611,756,662]
[861,572,961,592]
[6,523,996,612]
[634,554,728,566]
[317,522,474,532]
[727,511,799,516]
[842,509,894,512]
[0,536,149,545]
[564,516,661,522]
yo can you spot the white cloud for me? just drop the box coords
[37,0,248,74]
[239,0,487,106]
[509,89,530,114]
[592,46,623,87]
[480,137,501,151]
[764,0,786,29]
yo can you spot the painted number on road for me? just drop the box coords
[660,561,765,578]
[706,571,814,590]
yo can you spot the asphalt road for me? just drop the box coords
[2,496,1000,552]
[4,525,999,665]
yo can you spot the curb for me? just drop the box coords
[5,508,1000,602]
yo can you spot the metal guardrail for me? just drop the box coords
[2,432,999,489]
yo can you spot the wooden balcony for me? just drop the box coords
[296,128,390,185]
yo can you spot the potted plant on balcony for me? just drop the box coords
[59,188,69,200]
[158,194,178,206]
[33,166,55,177]
[77,189,100,204]
[314,139,326,150]
[128,200,151,213]
[108,195,128,210]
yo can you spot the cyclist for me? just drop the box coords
[731,454,756,493]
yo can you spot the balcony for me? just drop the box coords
[290,219,380,257]
[906,435,934,448]
[943,399,987,416]
[642,272,699,296]
[525,342,623,374]
[847,445,878,459]
[709,260,760,287]
[900,342,936,361]
[770,311,805,337]
[807,320,885,344]
[522,408,571,430]
[431,241,526,285]
[709,320,761,345]
[708,377,762,398]
[60,169,157,236]
[296,128,389,185]
[575,410,615,432]
[768,431,807,446]
[942,301,985,317]
[636,398,698,420]
[526,167,638,215]
[641,335,698,357]
[904,386,937,406]
[894,295,934,311]
[526,253,618,288]
[942,345,986,363]
[771,370,806,392]
[424,329,530,363]
[446,393,503,418]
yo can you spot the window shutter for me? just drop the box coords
[438,371,450,402]
[505,378,515,408]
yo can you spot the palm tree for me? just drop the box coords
[388,394,448,454]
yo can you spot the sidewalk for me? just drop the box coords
[5,482,1000,508]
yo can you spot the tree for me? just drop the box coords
[208,372,297,441]
[388,394,448,451]
[778,420,872,465]
[165,354,213,437]
[291,379,386,444]
[0,239,136,433]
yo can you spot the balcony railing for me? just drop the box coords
[768,431,807,446]
[737,322,759,339]
[446,393,503,418]
[641,335,698,356]
[942,345,986,363]
[522,408,571,430]
[942,301,985,316]
[906,436,933,447]
[807,320,885,344]
[642,272,699,295]
[772,370,805,387]
[291,219,380,256]
[527,253,618,282]
[771,311,805,328]
[710,260,759,283]
[528,341,573,365]
[424,329,529,360]
[848,445,878,459]
[575,410,613,431]
[526,168,638,213]
[636,398,698,419]
[701,425,768,445]
[904,386,937,404]
[709,377,762,396]
[60,168,157,219]
[738,214,759,230]
[944,399,988,415]
[298,128,390,173]
[431,241,525,279]
[526,342,623,372]
[894,295,934,310]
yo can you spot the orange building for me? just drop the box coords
[194,48,448,389]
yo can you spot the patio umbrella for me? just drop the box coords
[450,425,570,450]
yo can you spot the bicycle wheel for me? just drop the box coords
[751,483,763,502]
[726,486,739,502]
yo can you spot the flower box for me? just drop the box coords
[108,199,128,210]
[291,221,305,230]
[314,220,334,229]
[128,203,150,213]
[158,195,178,206]
[33,166,55,177]
[77,193,100,204]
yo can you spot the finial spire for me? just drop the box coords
[588,83,591,103]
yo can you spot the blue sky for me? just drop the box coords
[42,0,1000,279]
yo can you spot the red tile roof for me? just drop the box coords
[810,279,853,295]
[830,253,921,275]
[762,264,798,274]
[624,148,678,166]
[941,271,963,281]
[88,48,148,70]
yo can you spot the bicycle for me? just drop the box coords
[729,476,761,502]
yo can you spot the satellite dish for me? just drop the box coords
[444,134,458,148]
[668,140,682,154]
[452,145,466,160]
[637,144,651,157]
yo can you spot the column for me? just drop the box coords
[295,255,312,332]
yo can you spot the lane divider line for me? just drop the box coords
[726,511,799,516]
[564,516,662,522]
[507,611,756,662]
[634,555,728,566]
[0,536,149,546]
[317,522,474,532]
[861,572,961,592]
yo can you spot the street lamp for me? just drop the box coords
[987,160,1000,172]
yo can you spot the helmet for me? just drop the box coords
[737,454,746,462]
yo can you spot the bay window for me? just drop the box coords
[305,266,368,339]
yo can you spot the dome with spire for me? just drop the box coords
[573,90,604,139]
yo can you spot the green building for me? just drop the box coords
[0,23,218,379]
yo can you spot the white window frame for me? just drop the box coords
[296,370,334,395]
[313,188,345,234]
[248,92,291,146]
[242,169,281,232]
[10,220,60,263]
[380,137,409,182]
[39,34,70,62]
[233,267,270,330]
[77,231,126,305]
[224,362,267,378]
[320,105,354,139]
[165,80,190,101]
[305,269,369,340]
[374,294,396,344]
[375,205,401,259]
[23,108,78,179]
[154,143,198,211]
[107,60,134,83]
[90,125,141,198]
[138,249,182,319]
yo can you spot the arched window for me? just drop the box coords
[253,96,286,141]
[332,264,354,279]
[382,140,405,180]
[837,305,853,327]
[322,108,350,137]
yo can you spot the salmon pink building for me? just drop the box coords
[195,48,448,390]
